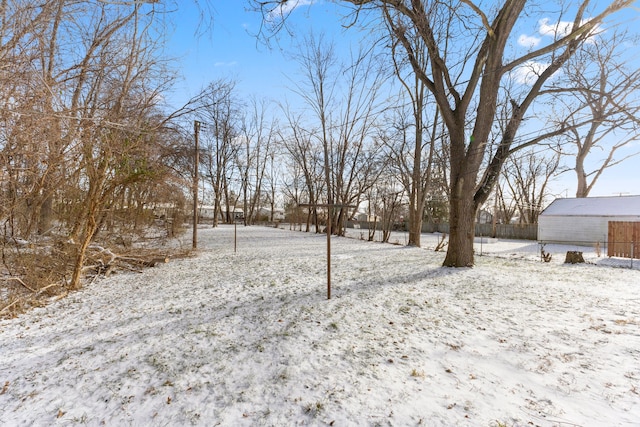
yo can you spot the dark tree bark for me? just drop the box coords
[251,0,634,266]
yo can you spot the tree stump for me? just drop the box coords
[564,251,585,264]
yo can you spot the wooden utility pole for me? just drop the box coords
[192,120,201,249]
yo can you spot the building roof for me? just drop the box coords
[540,195,640,217]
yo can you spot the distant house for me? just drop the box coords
[198,205,244,221]
[476,209,493,224]
[257,207,285,221]
[354,213,380,223]
[538,195,640,245]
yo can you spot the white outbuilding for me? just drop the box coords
[538,195,640,245]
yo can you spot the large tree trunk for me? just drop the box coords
[443,176,476,267]
[407,202,422,246]
[407,123,423,247]
[70,213,96,290]
[440,95,483,268]
[407,182,427,247]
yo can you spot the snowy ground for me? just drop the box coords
[1,225,639,426]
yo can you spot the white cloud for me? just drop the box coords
[268,0,316,20]
[538,17,602,42]
[538,17,572,38]
[214,61,238,67]
[517,17,601,55]
[517,34,541,49]
[512,60,549,85]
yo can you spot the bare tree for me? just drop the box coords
[1,0,75,239]
[383,23,441,247]
[367,173,404,243]
[290,32,338,232]
[279,106,325,232]
[381,93,441,246]
[502,148,560,224]
[495,178,518,226]
[194,79,242,226]
[69,2,178,289]
[332,49,385,235]
[265,150,282,223]
[0,1,177,290]
[281,156,311,231]
[547,30,640,197]
[291,32,385,235]
[238,97,277,225]
[251,0,635,267]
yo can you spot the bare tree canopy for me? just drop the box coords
[250,0,637,267]
[545,29,640,198]
[0,0,193,292]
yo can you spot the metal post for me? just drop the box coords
[326,206,331,300]
[192,121,200,250]
[631,242,634,269]
[298,203,355,300]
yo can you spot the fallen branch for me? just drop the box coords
[6,277,35,293]
[119,256,170,268]
[83,247,169,279]
[35,283,63,296]
[0,299,22,315]
[50,291,68,302]
[434,234,448,252]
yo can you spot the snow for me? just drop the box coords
[540,195,640,217]
[1,225,639,426]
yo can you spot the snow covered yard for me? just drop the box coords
[1,225,639,426]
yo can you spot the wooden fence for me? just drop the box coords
[608,221,640,259]
[347,221,538,241]
[422,222,538,240]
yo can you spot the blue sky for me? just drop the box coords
[164,1,354,109]
[164,1,640,199]
[165,2,283,107]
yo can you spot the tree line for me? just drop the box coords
[250,0,639,267]
[1,0,639,302]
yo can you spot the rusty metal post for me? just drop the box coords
[326,208,331,299]
[192,120,200,249]
[298,203,355,300]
